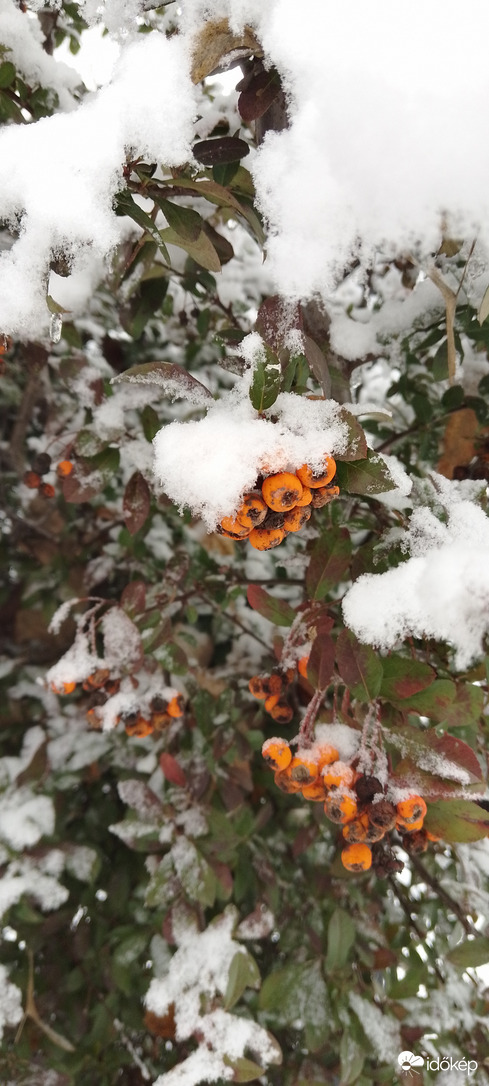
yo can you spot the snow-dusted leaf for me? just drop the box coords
[223,1056,264,1082]
[123,471,150,535]
[340,1032,365,1085]
[249,345,281,411]
[112,360,212,404]
[336,450,397,495]
[334,408,368,462]
[121,580,146,617]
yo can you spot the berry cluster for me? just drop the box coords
[50,671,184,736]
[248,658,309,724]
[23,458,73,498]
[218,457,339,551]
[262,737,435,874]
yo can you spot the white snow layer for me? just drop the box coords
[343,482,489,668]
[2,1,489,334]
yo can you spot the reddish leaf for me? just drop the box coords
[334,408,368,462]
[123,472,150,535]
[335,450,397,495]
[380,656,435,701]
[159,753,187,788]
[121,580,147,617]
[424,799,489,843]
[336,629,383,702]
[429,733,483,784]
[302,335,331,397]
[307,634,335,690]
[443,683,485,728]
[112,361,212,404]
[238,68,282,122]
[306,527,351,600]
[246,585,295,627]
[255,295,302,353]
[61,463,101,503]
[193,136,250,165]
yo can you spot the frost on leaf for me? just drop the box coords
[146,908,281,1086]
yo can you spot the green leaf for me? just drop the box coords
[159,225,221,273]
[259,960,329,1052]
[114,190,170,260]
[249,345,281,411]
[0,62,16,88]
[156,197,203,241]
[379,656,435,701]
[246,584,295,627]
[46,294,70,315]
[447,936,489,970]
[424,799,489,842]
[394,678,456,719]
[141,403,160,441]
[340,1032,365,1085]
[223,1057,264,1082]
[326,909,356,970]
[478,284,489,325]
[224,949,261,1010]
[335,450,397,496]
[336,629,383,702]
[306,527,351,600]
[442,683,485,728]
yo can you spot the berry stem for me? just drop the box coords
[295,688,325,747]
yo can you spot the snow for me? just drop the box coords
[343,480,489,668]
[1,4,81,111]
[0,789,55,850]
[349,991,401,1062]
[153,352,348,529]
[146,908,280,1085]
[0,964,23,1042]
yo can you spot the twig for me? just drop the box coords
[410,854,476,935]
[15,948,75,1052]
[386,875,445,984]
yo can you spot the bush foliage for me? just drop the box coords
[1,5,489,1085]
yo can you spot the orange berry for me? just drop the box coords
[268,674,283,695]
[262,737,292,772]
[274,766,302,793]
[248,675,269,700]
[368,800,397,832]
[261,472,303,512]
[282,505,312,533]
[248,526,285,550]
[297,654,310,679]
[264,693,280,713]
[269,698,293,724]
[310,485,340,508]
[316,745,340,771]
[342,813,369,843]
[322,761,356,790]
[82,668,110,691]
[296,457,336,489]
[341,842,372,872]
[301,779,327,801]
[51,680,76,695]
[396,796,427,824]
[125,715,154,737]
[236,492,268,529]
[289,754,319,787]
[324,791,358,824]
[397,816,425,833]
[219,515,251,539]
[426,830,442,842]
[167,694,184,718]
[23,470,41,489]
[57,459,74,477]
[39,483,55,498]
[294,486,312,508]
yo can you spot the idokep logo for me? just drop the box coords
[398,1051,424,1075]
[397,1050,478,1076]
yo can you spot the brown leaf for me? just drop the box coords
[437,408,479,479]
[160,753,187,788]
[123,471,150,535]
[190,19,263,83]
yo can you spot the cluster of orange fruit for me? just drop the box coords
[218,457,339,550]
[50,670,184,736]
[248,656,309,724]
[262,737,435,873]
[23,458,73,498]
